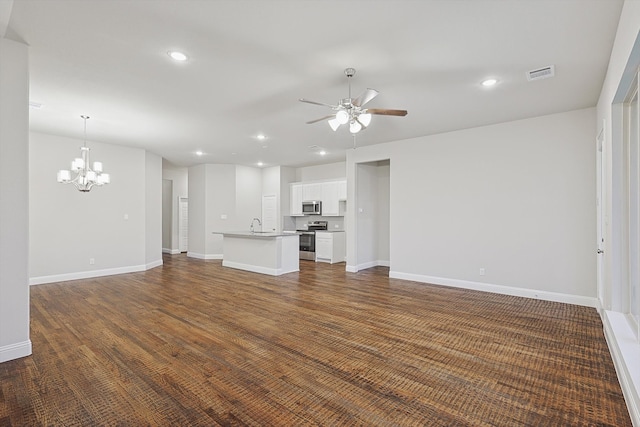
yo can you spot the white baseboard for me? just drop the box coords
[388,271,599,308]
[0,340,32,363]
[30,259,163,286]
[187,252,223,260]
[602,311,640,427]
[345,260,389,273]
[146,259,163,270]
[162,248,181,255]
[222,260,298,276]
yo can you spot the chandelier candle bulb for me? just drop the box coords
[57,170,71,183]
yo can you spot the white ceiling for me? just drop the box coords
[5,0,624,168]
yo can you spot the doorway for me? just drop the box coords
[262,194,278,232]
[179,197,188,253]
[355,160,390,270]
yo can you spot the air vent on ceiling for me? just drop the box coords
[527,65,555,82]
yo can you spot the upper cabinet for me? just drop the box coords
[302,183,322,201]
[321,181,340,216]
[338,180,347,201]
[290,183,303,216]
[290,179,347,217]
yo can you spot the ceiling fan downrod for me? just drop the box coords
[345,68,356,101]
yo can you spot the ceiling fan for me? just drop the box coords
[299,68,408,134]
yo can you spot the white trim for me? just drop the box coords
[345,260,389,273]
[222,260,298,276]
[186,252,222,260]
[0,340,32,363]
[29,260,162,286]
[388,271,599,308]
[602,311,640,427]
[146,259,163,270]
[30,264,146,285]
[162,248,181,255]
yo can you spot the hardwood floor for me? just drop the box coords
[0,254,631,426]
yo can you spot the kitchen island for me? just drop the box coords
[212,231,300,276]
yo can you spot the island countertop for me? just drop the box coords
[213,231,300,276]
[212,231,300,238]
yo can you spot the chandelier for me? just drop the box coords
[57,115,110,192]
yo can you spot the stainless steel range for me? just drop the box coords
[297,220,328,260]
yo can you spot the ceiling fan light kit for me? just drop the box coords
[300,68,407,134]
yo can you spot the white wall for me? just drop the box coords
[187,164,262,259]
[235,165,263,230]
[0,37,31,363]
[206,164,236,256]
[162,179,172,250]
[145,152,162,267]
[262,166,296,232]
[377,162,390,263]
[296,161,346,181]
[29,132,162,283]
[348,108,597,305]
[187,164,207,257]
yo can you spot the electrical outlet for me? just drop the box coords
[479,268,485,276]
[89,258,95,265]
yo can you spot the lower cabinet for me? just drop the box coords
[315,231,346,264]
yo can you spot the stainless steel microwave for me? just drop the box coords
[302,200,322,215]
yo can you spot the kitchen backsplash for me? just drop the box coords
[288,216,344,231]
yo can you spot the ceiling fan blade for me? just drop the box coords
[366,108,408,116]
[352,88,379,107]
[306,114,335,124]
[299,98,337,109]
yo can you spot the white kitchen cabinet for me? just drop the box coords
[315,231,346,264]
[302,183,322,201]
[338,180,347,201]
[321,181,340,216]
[290,183,303,216]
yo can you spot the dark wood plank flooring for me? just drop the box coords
[0,254,632,426]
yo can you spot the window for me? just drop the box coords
[623,67,640,337]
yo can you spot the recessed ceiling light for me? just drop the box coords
[168,51,188,61]
[482,78,498,87]
[195,151,203,156]
[257,162,264,167]
[257,134,266,140]
[319,150,327,156]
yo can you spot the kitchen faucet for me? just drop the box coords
[249,217,262,233]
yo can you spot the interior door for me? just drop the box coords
[262,194,278,232]
[178,197,188,253]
